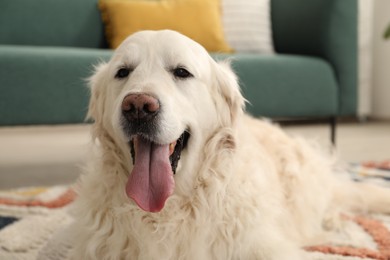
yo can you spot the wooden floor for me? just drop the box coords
[283,120,390,163]
[0,120,389,188]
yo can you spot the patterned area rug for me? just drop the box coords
[1,160,389,260]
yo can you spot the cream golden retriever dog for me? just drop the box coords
[67,30,390,259]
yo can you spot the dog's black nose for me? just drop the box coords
[122,93,160,122]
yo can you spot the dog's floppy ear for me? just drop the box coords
[212,60,246,126]
[87,62,108,123]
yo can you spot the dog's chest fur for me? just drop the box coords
[72,147,276,260]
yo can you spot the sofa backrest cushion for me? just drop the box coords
[99,0,232,52]
[0,0,106,48]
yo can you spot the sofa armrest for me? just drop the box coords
[271,0,358,116]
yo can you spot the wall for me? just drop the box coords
[372,0,390,119]
[358,0,374,118]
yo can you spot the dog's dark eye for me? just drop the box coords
[173,67,193,79]
[115,68,131,79]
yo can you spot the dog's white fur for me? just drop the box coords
[68,30,390,260]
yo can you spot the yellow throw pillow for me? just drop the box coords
[99,0,232,52]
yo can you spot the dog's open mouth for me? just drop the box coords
[129,132,190,174]
[125,131,190,213]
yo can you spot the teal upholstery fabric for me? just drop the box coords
[0,0,106,48]
[0,0,358,125]
[271,0,358,116]
[0,46,112,125]
[214,54,338,118]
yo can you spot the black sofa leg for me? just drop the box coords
[330,117,337,146]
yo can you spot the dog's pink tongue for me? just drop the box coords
[126,137,174,212]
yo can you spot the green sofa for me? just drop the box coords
[0,0,358,126]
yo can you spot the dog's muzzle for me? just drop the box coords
[122,93,160,126]
[120,93,189,213]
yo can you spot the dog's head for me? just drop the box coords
[88,30,245,212]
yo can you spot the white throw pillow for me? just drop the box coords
[222,0,275,53]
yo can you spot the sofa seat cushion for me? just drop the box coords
[213,53,339,118]
[1,44,338,125]
[0,45,113,125]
